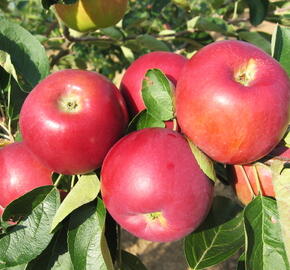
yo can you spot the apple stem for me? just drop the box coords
[173,118,178,131]
[53,174,62,188]
[239,165,255,200]
[253,165,263,196]
[115,224,122,270]
[71,175,76,189]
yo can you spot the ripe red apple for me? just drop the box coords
[54,0,128,32]
[101,127,214,242]
[232,146,290,205]
[19,69,128,175]
[120,51,188,117]
[0,142,52,209]
[176,40,290,164]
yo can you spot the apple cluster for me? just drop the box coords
[0,40,289,243]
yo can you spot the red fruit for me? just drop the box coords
[176,40,290,164]
[19,69,128,175]
[232,146,290,205]
[0,142,52,208]
[120,51,188,117]
[101,128,214,242]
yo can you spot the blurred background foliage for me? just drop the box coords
[0,0,289,82]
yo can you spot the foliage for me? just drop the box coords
[0,0,289,269]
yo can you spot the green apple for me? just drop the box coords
[54,0,128,32]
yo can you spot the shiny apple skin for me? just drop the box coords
[19,69,128,175]
[0,142,52,208]
[54,0,128,32]
[101,128,214,242]
[232,146,290,205]
[176,40,290,164]
[120,51,188,117]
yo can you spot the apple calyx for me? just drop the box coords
[145,211,167,227]
[58,93,82,113]
[234,58,257,86]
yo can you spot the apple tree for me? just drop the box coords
[0,0,289,270]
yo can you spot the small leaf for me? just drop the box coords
[271,160,290,266]
[68,199,114,270]
[195,17,233,34]
[50,173,100,232]
[120,46,134,63]
[142,69,175,121]
[0,50,18,83]
[187,139,217,182]
[271,25,290,76]
[136,35,170,51]
[244,196,290,270]
[0,19,49,91]
[238,31,271,54]
[127,110,165,133]
[244,0,269,26]
[100,27,123,40]
[0,187,60,268]
[121,251,147,270]
[184,196,244,269]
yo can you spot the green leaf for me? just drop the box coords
[0,51,18,83]
[50,173,100,232]
[26,225,73,270]
[142,69,175,121]
[184,196,244,269]
[120,46,134,63]
[238,31,271,54]
[195,17,234,34]
[244,196,290,270]
[68,199,114,270]
[121,251,147,270]
[0,19,49,92]
[136,35,170,51]
[0,187,60,268]
[100,27,123,40]
[2,186,57,221]
[127,110,165,133]
[122,11,149,30]
[271,161,290,266]
[187,139,217,182]
[271,25,290,77]
[244,0,269,26]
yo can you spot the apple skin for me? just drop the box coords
[54,0,128,32]
[101,127,214,242]
[19,69,128,175]
[176,40,290,164]
[120,51,188,117]
[0,142,53,209]
[232,146,290,205]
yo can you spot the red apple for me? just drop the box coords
[19,69,128,175]
[176,40,290,164]
[101,127,214,242]
[54,0,128,32]
[120,51,188,117]
[0,142,53,209]
[232,146,290,205]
